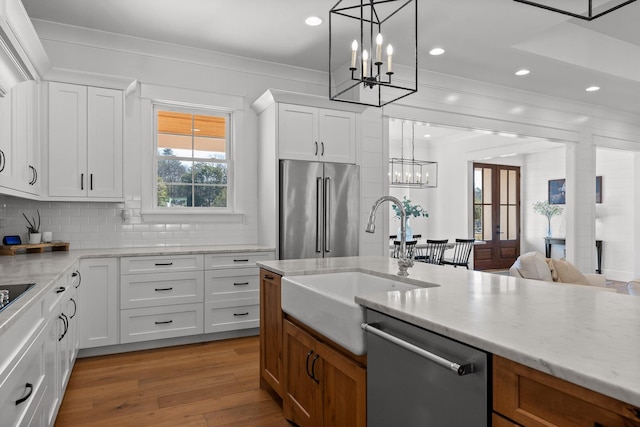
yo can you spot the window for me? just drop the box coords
[154,106,232,209]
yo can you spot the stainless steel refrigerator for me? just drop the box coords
[279,159,360,260]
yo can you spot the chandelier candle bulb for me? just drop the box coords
[351,40,358,69]
[387,44,393,73]
[376,33,383,63]
[362,49,369,77]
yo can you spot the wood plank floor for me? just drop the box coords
[55,336,291,427]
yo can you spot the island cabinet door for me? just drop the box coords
[318,340,366,427]
[493,355,640,426]
[283,319,323,427]
[259,269,283,397]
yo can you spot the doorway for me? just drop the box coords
[473,163,520,270]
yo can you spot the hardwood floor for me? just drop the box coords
[55,336,291,427]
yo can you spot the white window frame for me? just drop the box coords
[140,84,245,223]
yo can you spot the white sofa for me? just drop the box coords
[509,251,610,290]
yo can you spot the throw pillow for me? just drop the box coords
[517,251,553,282]
[551,259,591,285]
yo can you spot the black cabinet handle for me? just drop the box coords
[28,165,37,185]
[264,274,274,280]
[155,320,173,325]
[80,173,84,190]
[305,350,314,379]
[315,141,318,155]
[90,173,93,191]
[154,262,173,266]
[15,383,33,405]
[0,149,5,173]
[233,312,249,316]
[55,286,66,294]
[72,270,82,288]
[310,354,320,383]
[154,287,173,292]
[70,298,77,319]
[321,141,324,156]
[233,282,249,286]
[233,259,249,263]
[58,314,68,341]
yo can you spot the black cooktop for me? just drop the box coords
[0,283,36,313]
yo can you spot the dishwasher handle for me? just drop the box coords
[362,322,474,376]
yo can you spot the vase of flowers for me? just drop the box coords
[23,209,41,244]
[392,196,429,240]
[532,201,563,238]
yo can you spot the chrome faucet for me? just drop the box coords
[366,195,414,276]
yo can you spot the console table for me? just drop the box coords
[544,237,602,274]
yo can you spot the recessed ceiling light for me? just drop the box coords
[305,16,322,26]
[499,153,517,158]
[586,86,600,92]
[429,47,445,56]
[423,134,431,138]
[498,132,518,138]
[515,69,530,76]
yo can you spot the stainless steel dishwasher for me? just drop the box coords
[364,309,489,426]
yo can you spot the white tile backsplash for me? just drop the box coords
[0,195,258,249]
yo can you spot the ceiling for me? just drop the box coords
[20,0,640,115]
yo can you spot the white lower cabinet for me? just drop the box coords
[0,265,79,427]
[78,258,119,348]
[119,255,205,344]
[120,303,204,343]
[203,253,274,333]
[0,323,47,427]
[205,300,260,333]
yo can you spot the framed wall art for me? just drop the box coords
[548,176,602,205]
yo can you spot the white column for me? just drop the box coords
[565,131,596,273]
[633,152,640,279]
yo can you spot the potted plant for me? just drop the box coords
[532,201,563,238]
[23,209,41,244]
[392,196,429,240]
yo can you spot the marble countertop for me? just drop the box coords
[258,256,640,407]
[0,245,274,334]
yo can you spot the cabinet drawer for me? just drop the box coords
[0,301,43,372]
[120,304,204,344]
[204,300,259,333]
[204,251,274,269]
[121,271,204,309]
[493,355,640,426]
[121,254,203,274]
[204,268,259,302]
[0,327,45,427]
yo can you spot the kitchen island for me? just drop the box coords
[257,256,640,412]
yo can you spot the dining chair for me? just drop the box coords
[392,240,417,259]
[415,239,448,264]
[441,238,475,269]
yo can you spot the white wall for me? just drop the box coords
[521,148,567,256]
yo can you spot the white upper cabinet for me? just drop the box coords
[12,80,40,195]
[278,103,356,164]
[0,80,40,196]
[47,82,123,199]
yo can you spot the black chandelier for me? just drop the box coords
[513,0,636,21]
[329,0,417,107]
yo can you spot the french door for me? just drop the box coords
[473,163,520,270]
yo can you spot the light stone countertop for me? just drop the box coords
[257,256,640,407]
[0,245,275,335]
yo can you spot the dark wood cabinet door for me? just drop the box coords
[259,269,283,396]
[319,340,366,427]
[283,319,322,427]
